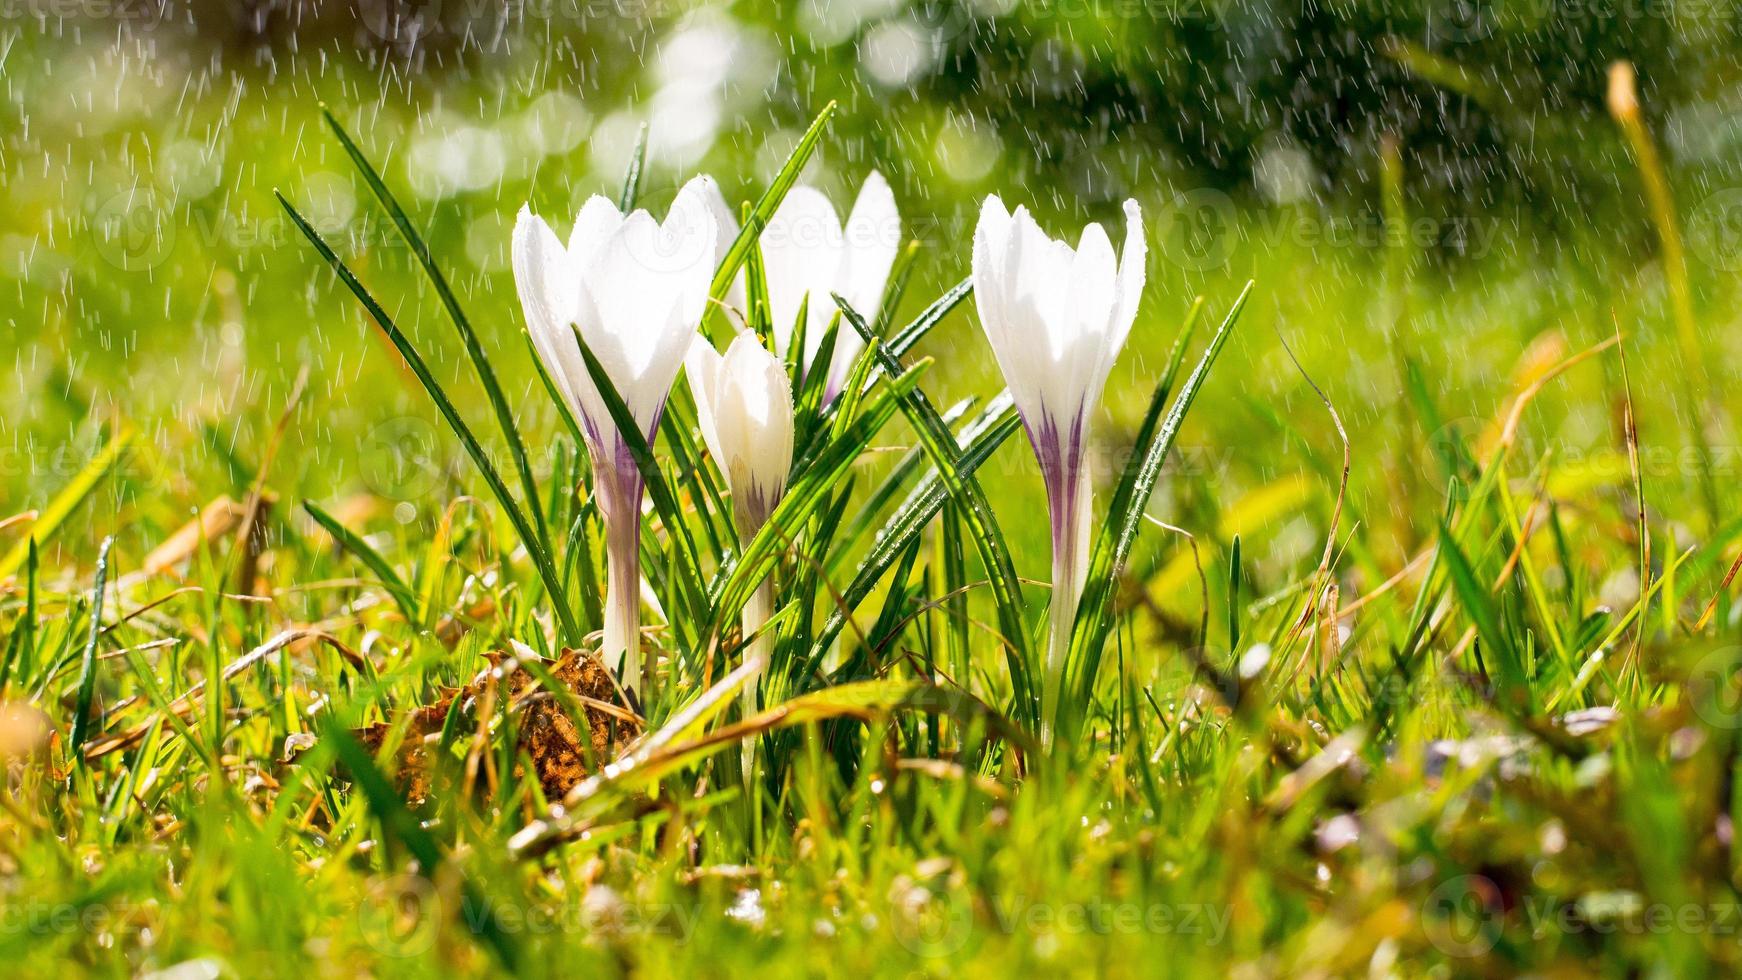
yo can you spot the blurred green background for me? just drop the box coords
[5,0,1742,589]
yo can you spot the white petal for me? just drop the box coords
[716,332,794,522]
[761,185,844,363]
[512,207,585,418]
[1009,206,1076,361]
[1105,199,1147,373]
[664,177,723,328]
[580,211,669,380]
[841,170,901,318]
[723,332,793,479]
[577,199,715,435]
[975,196,1053,425]
[1055,221,1117,420]
[971,193,1013,354]
[819,172,901,394]
[684,335,726,468]
[1070,222,1118,335]
[996,205,1077,421]
[696,174,747,311]
[568,195,624,266]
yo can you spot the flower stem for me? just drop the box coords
[1041,465,1091,750]
[739,579,774,788]
[602,512,641,693]
[600,478,645,696]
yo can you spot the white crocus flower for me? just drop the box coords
[712,172,900,403]
[686,331,795,539]
[697,175,747,313]
[686,331,794,780]
[971,194,1146,742]
[512,177,719,696]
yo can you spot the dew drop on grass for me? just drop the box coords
[727,888,765,927]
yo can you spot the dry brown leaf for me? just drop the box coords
[347,649,639,807]
[512,650,641,802]
[141,496,247,577]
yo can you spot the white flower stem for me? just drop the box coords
[739,579,774,787]
[602,494,644,696]
[1041,468,1091,751]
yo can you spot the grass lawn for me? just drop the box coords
[7,22,1742,979]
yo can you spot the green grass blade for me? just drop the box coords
[1228,534,1243,652]
[1436,520,1530,701]
[275,191,583,645]
[888,276,972,358]
[703,102,836,336]
[0,621,21,697]
[837,295,1035,722]
[617,122,649,211]
[872,240,922,336]
[68,535,114,762]
[320,107,550,554]
[0,424,133,581]
[809,403,1021,684]
[742,208,775,348]
[24,538,37,679]
[659,390,731,558]
[826,397,980,575]
[303,501,421,624]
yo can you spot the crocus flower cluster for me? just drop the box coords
[513,170,1147,730]
[508,174,804,696]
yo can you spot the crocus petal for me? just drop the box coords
[687,331,793,534]
[720,331,794,503]
[813,170,901,397]
[762,185,845,363]
[971,194,1012,345]
[697,174,747,312]
[841,170,900,314]
[1055,220,1117,422]
[997,204,1077,423]
[684,335,726,470]
[568,195,625,266]
[575,196,716,437]
[513,208,586,419]
[576,212,671,421]
[647,177,723,391]
[1106,200,1146,376]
